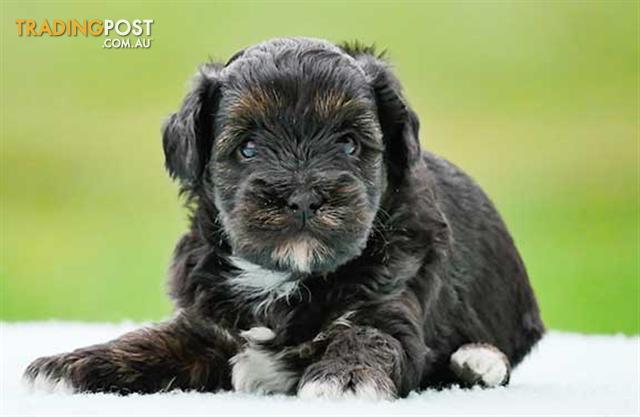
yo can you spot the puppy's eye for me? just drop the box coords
[337,136,358,156]
[238,141,257,159]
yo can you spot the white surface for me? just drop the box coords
[1,322,638,416]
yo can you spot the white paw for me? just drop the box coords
[450,343,510,387]
[230,327,298,395]
[23,372,75,394]
[298,364,395,401]
[298,379,393,401]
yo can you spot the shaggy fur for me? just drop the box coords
[24,37,544,399]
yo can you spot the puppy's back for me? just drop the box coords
[422,151,544,367]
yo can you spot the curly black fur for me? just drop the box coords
[25,38,543,398]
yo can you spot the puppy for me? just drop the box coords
[24,37,544,399]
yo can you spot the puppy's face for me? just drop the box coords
[163,38,421,274]
[211,81,384,273]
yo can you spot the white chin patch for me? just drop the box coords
[230,327,299,395]
[298,380,393,401]
[272,237,328,273]
[23,372,75,394]
[450,343,510,387]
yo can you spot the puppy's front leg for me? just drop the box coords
[24,314,239,394]
[298,304,428,400]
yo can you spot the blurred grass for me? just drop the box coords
[1,1,638,334]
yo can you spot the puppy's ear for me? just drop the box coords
[162,63,223,188]
[341,43,421,182]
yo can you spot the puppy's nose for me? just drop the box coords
[286,192,323,223]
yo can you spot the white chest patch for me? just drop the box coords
[229,257,300,315]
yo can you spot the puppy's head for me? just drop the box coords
[163,38,420,273]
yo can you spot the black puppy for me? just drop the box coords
[25,38,543,399]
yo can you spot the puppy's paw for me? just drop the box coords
[450,343,510,387]
[230,327,299,395]
[24,348,143,394]
[23,354,78,393]
[298,360,395,401]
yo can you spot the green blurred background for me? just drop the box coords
[1,1,638,334]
